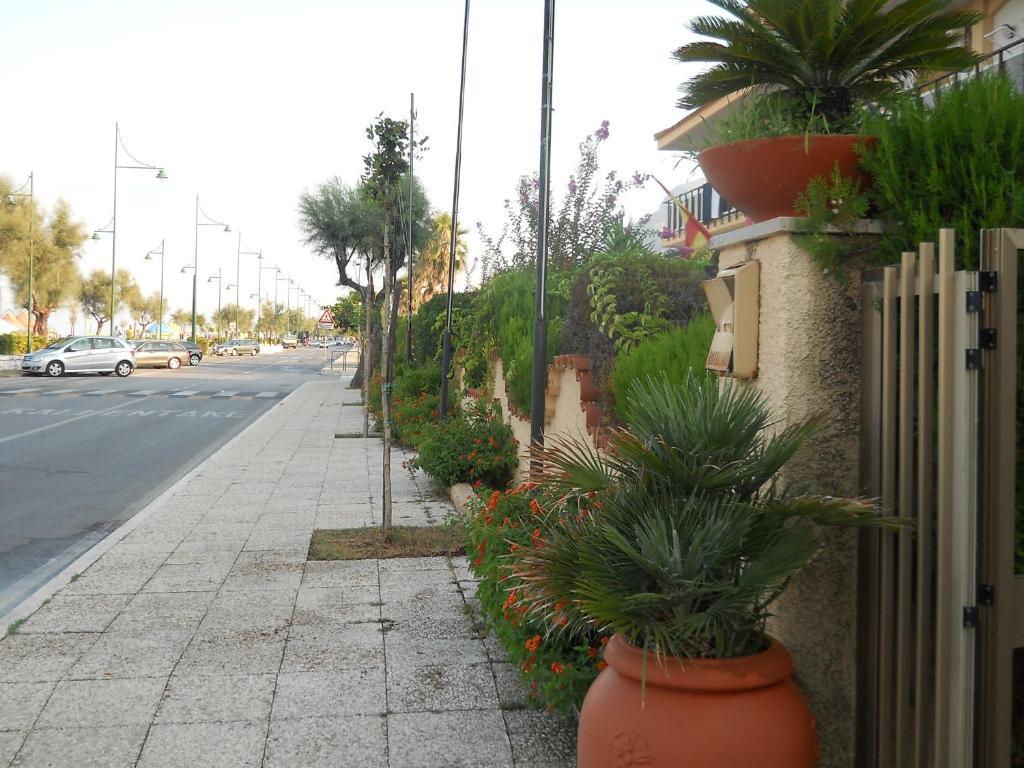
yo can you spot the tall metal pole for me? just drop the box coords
[157,239,164,341]
[26,173,34,352]
[406,92,415,362]
[110,123,119,336]
[191,194,199,343]
[235,231,241,339]
[439,0,471,421]
[256,256,263,329]
[530,0,556,470]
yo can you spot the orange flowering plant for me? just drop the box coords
[465,482,608,712]
[412,400,518,488]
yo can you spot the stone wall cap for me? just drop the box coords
[711,217,884,250]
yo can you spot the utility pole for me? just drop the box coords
[406,93,415,362]
[439,0,471,421]
[530,0,556,476]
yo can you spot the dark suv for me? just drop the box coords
[181,341,203,366]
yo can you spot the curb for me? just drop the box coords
[0,380,320,636]
[450,483,475,514]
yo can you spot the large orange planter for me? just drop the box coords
[697,134,874,223]
[577,635,819,767]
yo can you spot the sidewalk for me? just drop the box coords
[0,378,575,767]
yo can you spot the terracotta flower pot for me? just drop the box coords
[577,635,819,767]
[697,134,875,223]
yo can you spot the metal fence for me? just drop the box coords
[859,228,1024,767]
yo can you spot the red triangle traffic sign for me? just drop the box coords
[318,307,335,326]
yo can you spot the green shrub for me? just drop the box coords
[562,243,709,415]
[0,334,51,355]
[392,393,439,448]
[465,268,570,416]
[860,74,1024,269]
[411,292,476,366]
[464,484,608,712]
[412,401,518,488]
[610,313,715,422]
[394,361,440,400]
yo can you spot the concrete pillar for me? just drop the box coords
[713,218,881,768]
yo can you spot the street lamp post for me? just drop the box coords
[106,123,166,336]
[234,233,260,339]
[226,282,238,333]
[275,272,289,335]
[257,256,275,335]
[208,269,223,338]
[6,174,34,352]
[144,240,165,340]
[191,195,230,343]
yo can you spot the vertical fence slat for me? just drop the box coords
[896,252,917,768]
[879,266,899,764]
[858,276,885,767]
[950,267,979,766]
[914,241,936,768]
[934,229,955,768]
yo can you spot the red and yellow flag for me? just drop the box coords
[653,176,711,250]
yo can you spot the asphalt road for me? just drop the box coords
[0,347,341,619]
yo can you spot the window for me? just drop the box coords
[68,339,93,352]
[93,338,116,349]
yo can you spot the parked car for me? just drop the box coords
[213,339,260,356]
[130,341,189,369]
[181,341,203,366]
[22,336,135,378]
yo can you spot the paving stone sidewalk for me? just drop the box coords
[0,377,575,767]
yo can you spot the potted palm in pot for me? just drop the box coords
[515,373,902,766]
[673,0,981,222]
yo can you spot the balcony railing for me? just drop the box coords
[918,38,1024,97]
[661,182,742,240]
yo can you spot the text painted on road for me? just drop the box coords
[0,407,246,419]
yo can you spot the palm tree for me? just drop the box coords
[414,212,468,309]
[674,0,982,125]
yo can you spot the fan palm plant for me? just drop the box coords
[674,0,983,127]
[515,373,901,660]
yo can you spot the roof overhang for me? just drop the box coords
[655,90,752,151]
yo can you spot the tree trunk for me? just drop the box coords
[32,308,50,338]
[381,218,394,537]
[95,318,105,335]
[362,264,374,436]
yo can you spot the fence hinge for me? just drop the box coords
[979,270,998,292]
[977,583,995,606]
[979,328,998,350]
[966,291,983,312]
[966,348,981,370]
[963,606,979,628]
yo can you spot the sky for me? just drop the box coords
[0,0,713,334]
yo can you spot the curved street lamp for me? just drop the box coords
[6,174,34,352]
[143,240,165,340]
[103,123,167,336]
[234,234,260,340]
[190,196,230,342]
[208,269,223,338]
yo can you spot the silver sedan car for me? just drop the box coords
[130,341,189,369]
[21,336,135,377]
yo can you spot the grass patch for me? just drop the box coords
[308,524,466,561]
[6,617,27,635]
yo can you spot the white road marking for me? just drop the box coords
[0,387,42,395]
[83,391,108,396]
[212,391,238,397]
[170,390,199,397]
[128,390,159,396]
[254,392,278,398]
[0,396,153,445]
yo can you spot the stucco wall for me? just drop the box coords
[489,355,601,480]
[715,222,869,768]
